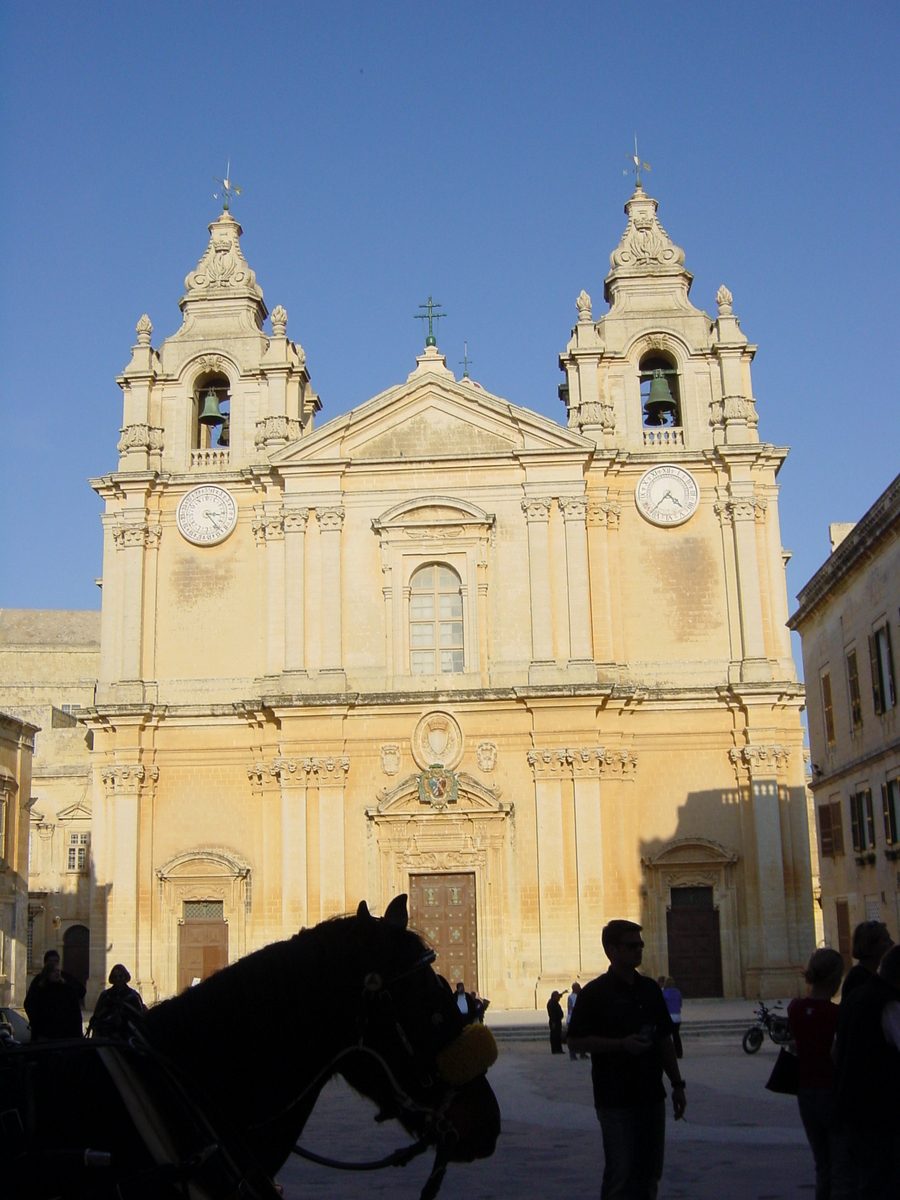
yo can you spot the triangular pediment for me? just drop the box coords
[271,372,592,467]
[56,799,92,822]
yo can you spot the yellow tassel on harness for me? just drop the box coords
[436,1023,499,1087]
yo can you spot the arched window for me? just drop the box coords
[193,372,231,449]
[639,353,681,429]
[410,565,464,675]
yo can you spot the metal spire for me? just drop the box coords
[415,296,447,348]
[459,341,472,379]
[624,135,651,188]
[214,159,242,212]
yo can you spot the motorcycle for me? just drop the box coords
[742,1000,791,1053]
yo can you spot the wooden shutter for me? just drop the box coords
[847,650,863,727]
[864,789,876,848]
[830,800,845,855]
[822,672,836,743]
[849,794,861,852]
[818,804,834,858]
[883,783,896,845]
[836,899,852,972]
[869,635,883,715]
[886,624,896,707]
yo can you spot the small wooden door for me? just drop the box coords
[666,886,723,998]
[409,873,477,992]
[178,902,228,993]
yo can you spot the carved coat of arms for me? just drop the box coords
[417,766,459,810]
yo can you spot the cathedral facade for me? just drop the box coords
[83,187,813,1007]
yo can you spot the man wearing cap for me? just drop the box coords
[567,919,686,1199]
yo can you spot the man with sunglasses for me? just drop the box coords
[567,920,686,1199]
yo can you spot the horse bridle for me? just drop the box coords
[283,948,467,1199]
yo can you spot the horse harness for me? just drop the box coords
[283,948,466,1200]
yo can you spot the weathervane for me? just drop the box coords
[415,296,447,348]
[214,159,242,212]
[624,135,651,188]
[459,341,472,378]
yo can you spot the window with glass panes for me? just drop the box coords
[410,565,464,675]
[67,832,90,872]
[883,779,900,846]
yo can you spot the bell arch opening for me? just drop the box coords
[192,371,231,450]
[639,352,681,429]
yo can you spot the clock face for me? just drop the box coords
[635,465,700,527]
[176,485,238,546]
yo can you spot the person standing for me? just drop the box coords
[659,976,683,1059]
[568,982,587,1060]
[840,920,893,1005]
[833,944,900,1198]
[567,920,686,1200]
[23,956,84,1040]
[787,948,850,1200]
[547,989,566,1054]
[88,964,146,1037]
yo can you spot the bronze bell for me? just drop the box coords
[217,417,230,447]
[643,371,678,426]
[198,388,226,427]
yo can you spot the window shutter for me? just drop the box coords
[886,624,896,707]
[835,899,852,970]
[822,672,836,743]
[864,790,876,848]
[869,635,883,715]
[883,784,895,845]
[849,794,861,852]
[830,800,845,855]
[818,804,834,859]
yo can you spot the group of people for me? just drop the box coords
[788,920,899,1199]
[22,950,145,1040]
[454,979,489,1022]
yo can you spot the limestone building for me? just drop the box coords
[81,185,813,1006]
[0,711,37,1005]
[0,610,99,994]
[790,473,900,961]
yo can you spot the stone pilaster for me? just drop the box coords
[313,756,350,919]
[726,495,771,681]
[283,508,309,674]
[522,498,554,667]
[559,497,593,664]
[317,508,345,674]
[271,756,313,932]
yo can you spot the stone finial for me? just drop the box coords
[271,305,288,337]
[716,285,733,316]
[136,314,153,346]
[575,290,593,323]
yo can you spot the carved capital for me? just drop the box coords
[311,756,350,777]
[521,498,553,523]
[251,506,284,543]
[118,424,164,455]
[317,507,345,532]
[753,496,768,521]
[729,744,792,776]
[558,496,587,522]
[113,521,162,549]
[283,508,309,534]
[100,763,158,794]
[588,500,622,529]
[527,748,572,779]
[713,500,733,528]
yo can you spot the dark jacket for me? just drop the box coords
[833,974,900,1130]
[23,976,83,1040]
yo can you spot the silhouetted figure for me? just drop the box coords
[567,920,686,1200]
[23,957,83,1040]
[88,964,146,1037]
[833,944,900,1198]
[547,989,566,1054]
[841,920,893,1006]
[568,982,587,1059]
[788,948,851,1200]
[659,976,683,1059]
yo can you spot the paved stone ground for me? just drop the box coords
[277,1036,815,1199]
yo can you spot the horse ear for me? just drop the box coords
[383,894,409,929]
[357,900,372,921]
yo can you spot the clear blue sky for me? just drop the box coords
[1,2,898,677]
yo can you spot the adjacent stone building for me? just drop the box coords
[64,184,817,1005]
[0,609,99,992]
[790,473,900,962]
[0,711,37,1005]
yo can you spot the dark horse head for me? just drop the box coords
[142,895,500,1187]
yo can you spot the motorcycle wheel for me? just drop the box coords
[742,1027,764,1054]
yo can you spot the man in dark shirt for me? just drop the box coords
[567,919,686,1199]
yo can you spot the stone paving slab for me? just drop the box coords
[278,1038,814,1199]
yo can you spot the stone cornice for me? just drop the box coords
[790,471,900,631]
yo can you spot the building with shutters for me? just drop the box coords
[12,183,816,1008]
[790,472,900,963]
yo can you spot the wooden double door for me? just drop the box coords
[177,902,228,993]
[665,886,723,998]
[409,873,478,993]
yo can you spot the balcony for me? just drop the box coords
[190,449,230,470]
[643,427,684,448]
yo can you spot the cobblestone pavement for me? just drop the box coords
[277,1037,815,1199]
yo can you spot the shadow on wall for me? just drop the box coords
[637,784,812,999]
